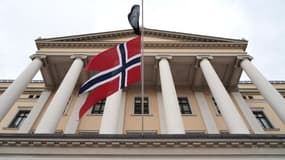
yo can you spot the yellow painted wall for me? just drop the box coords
[247,100,285,134]
[0,101,34,133]
[123,87,160,133]
[203,91,228,133]
[30,92,54,132]
[177,88,206,133]
[0,81,285,134]
[0,82,46,133]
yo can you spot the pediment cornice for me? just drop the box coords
[36,28,248,50]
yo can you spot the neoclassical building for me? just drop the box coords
[0,29,285,159]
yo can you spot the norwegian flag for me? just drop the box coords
[79,36,141,118]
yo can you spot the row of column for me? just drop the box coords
[158,56,249,134]
[158,56,285,134]
[0,55,285,134]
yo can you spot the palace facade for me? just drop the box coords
[0,29,285,159]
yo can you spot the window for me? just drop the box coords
[8,110,30,128]
[28,94,40,99]
[63,96,72,114]
[91,99,106,114]
[211,97,221,115]
[134,97,149,114]
[243,95,255,100]
[253,111,274,129]
[178,97,192,114]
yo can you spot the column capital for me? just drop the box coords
[30,54,47,60]
[237,55,253,61]
[196,55,213,60]
[155,55,172,60]
[70,54,87,60]
[195,55,213,68]
[235,55,253,68]
[70,55,88,67]
[30,54,47,66]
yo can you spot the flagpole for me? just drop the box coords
[140,0,145,136]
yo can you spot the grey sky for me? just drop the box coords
[0,0,284,80]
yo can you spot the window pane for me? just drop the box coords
[134,104,141,114]
[183,105,190,111]
[144,105,149,114]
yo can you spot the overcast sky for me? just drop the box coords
[1,0,284,80]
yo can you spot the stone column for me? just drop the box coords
[0,55,45,121]
[231,92,264,134]
[194,92,219,134]
[240,57,285,124]
[99,90,125,134]
[35,56,84,133]
[199,57,249,134]
[158,57,185,134]
[157,91,167,134]
[64,93,87,134]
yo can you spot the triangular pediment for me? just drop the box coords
[36,28,247,50]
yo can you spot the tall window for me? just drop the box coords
[253,111,274,129]
[8,110,30,128]
[134,97,149,114]
[91,99,106,114]
[178,97,192,114]
[211,96,221,115]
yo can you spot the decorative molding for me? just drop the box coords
[36,28,247,43]
[0,134,285,148]
[36,42,248,50]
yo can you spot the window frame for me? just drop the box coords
[252,110,274,129]
[133,96,150,115]
[211,96,221,115]
[8,109,31,129]
[242,95,255,100]
[90,99,106,115]
[177,96,193,115]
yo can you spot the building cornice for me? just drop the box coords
[0,134,284,148]
[36,41,247,50]
[239,80,285,84]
